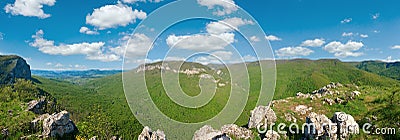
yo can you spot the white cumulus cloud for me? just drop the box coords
[249,36,260,42]
[122,0,162,4]
[383,56,400,63]
[164,56,185,61]
[206,17,254,34]
[4,0,55,19]
[54,63,63,67]
[300,38,325,47]
[372,13,380,20]
[166,33,234,51]
[86,3,147,30]
[79,27,99,35]
[166,17,253,52]
[323,41,364,57]
[341,18,352,24]
[360,34,368,38]
[29,30,119,62]
[265,35,282,41]
[110,33,153,59]
[197,0,238,16]
[391,45,400,49]
[211,50,233,60]
[275,47,314,57]
[193,51,232,65]
[342,32,354,37]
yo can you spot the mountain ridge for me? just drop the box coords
[0,55,31,84]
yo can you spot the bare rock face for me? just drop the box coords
[284,112,297,123]
[311,82,343,96]
[31,113,50,132]
[312,86,328,94]
[220,124,253,139]
[335,97,344,104]
[351,91,361,96]
[27,99,46,114]
[303,112,337,140]
[294,105,312,115]
[42,111,77,138]
[248,106,276,128]
[263,130,280,140]
[138,126,166,140]
[324,98,335,105]
[296,92,310,98]
[193,125,230,140]
[1,128,9,137]
[332,112,359,139]
[0,55,31,84]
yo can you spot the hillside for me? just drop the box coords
[272,59,398,99]
[31,59,399,139]
[353,61,400,81]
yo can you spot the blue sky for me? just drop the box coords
[0,0,400,70]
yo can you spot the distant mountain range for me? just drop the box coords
[31,69,123,79]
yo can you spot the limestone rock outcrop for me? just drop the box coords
[304,112,337,140]
[193,125,230,140]
[248,106,276,128]
[264,130,280,140]
[303,112,359,140]
[27,99,46,114]
[42,111,77,138]
[294,105,312,115]
[220,124,253,139]
[332,112,359,139]
[138,126,166,140]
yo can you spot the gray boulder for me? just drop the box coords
[335,97,344,104]
[324,98,335,105]
[138,126,166,140]
[1,128,9,137]
[31,113,50,132]
[263,130,280,140]
[220,124,252,139]
[332,112,359,139]
[304,112,337,140]
[296,92,310,98]
[284,112,297,123]
[248,106,276,128]
[42,111,77,138]
[294,105,312,115]
[27,99,46,114]
[193,125,230,140]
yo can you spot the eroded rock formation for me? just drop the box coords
[138,126,166,140]
[248,106,277,128]
[42,111,77,138]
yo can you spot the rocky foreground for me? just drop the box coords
[138,82,364,140]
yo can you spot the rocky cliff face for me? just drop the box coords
[0,55,31,84]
